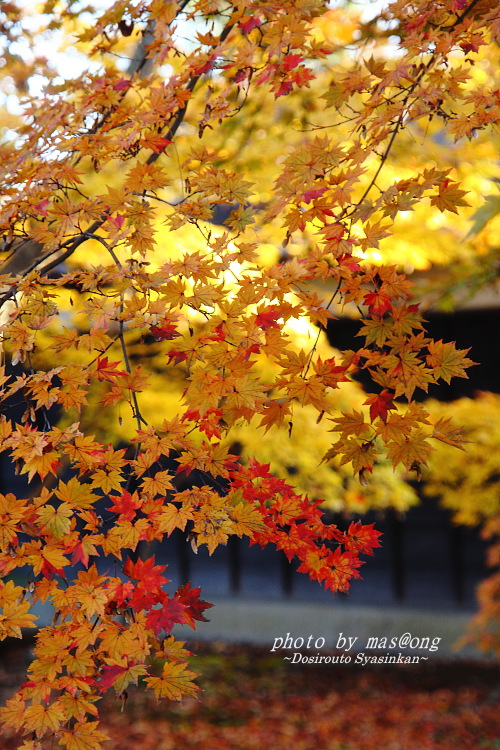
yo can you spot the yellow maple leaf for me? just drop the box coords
[229,502,265,536]
[141,469,174,498]
[0,692,27,731]
[145,661,199,701]
[60,720,109,750]
[286,376,330,412]
[0,492,28,546]
[0,580,37,638]
[426,340,476,384]
[156,503,194,535]
[258,398,291,433]
[37,502,73,540]
[24,700,66,737]
[387,431,434,471]
[54,477,99,509]
[70,566,109,618]
[430,180,470,214]
[21,450,61,483]
[58,388,88,412]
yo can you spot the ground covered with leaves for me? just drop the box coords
[1,639,498,750]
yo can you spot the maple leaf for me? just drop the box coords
[286,376,330,412]
[0,0,496,738]
[255,305,283,331]
[37,502,73,540]
[141,469,174,498]
[156,503,194,535]
[71,566,109,618]
[0,581,37,638]
[284,53,304,72]
[258,398,291,433]
[0,492,27,548]
[146,597,187,636]
[303,187,327,203]
[431,416,468,449]
[358,317,393,347]
[386,430,434,471]
[58,387,88,412]
[156,635,193,663]
[145,661,200,701]
[239,16,262,34]
[344,521,382,555]
[21,451,61,483]
[331,410,371,439]
[98,663,148,694]
[25,542,70,578]
[174,583,213,628]
[430,180,470,213]
[326,548,363,592]
[60,720,109,750]
[364,289,393,317]
[364,390,395,423]
[426,340,476,384]
[326,437,379,474]
[70,536,99,567]
[65,436,106,471]
[124,555,169,587]
[108,491,143,521]
[150,322,179,340]
[24,701,66,737]
[0,693,27,732]
[58,693,99,723]
[104,568,133,600]
[102,519,148,557]
[229,501,266,537]
[360,221,391,250]
[140,134,172,153]
[95,357,125,382]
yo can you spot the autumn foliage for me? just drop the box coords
[0,0,497,747]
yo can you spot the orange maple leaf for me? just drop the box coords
[430,179,470,213]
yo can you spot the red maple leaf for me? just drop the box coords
[108,490,143,521]
[40,559,65,580]
[239,17,262,34]
[175,583,213,628]
[255,306,281,330]
[364,389,395,423]
[122,558,170,609]
[275,80,293,98]
[283,54,304,72]
[303,187,327,204]
[166,348,188,364]
[150,322,179,340]
[123,556,169,589]
[98,664,128,693]
[146,597,187,636]
[105,579,134,609]
[34,200,50,216]
[235,68,249,83]
[338,254,362,273]
[364,289,393,317]
[96,357,125,382]
[113,78,131,91]
[142,135,172,154]
[70,541,90,568]
[344,521,382,556]
[111,213,125,228]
